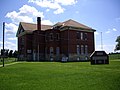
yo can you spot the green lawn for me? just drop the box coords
[0,58,17,65]
[0,60,120,90]
[109,53,120,60]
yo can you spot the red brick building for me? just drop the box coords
[16,17,96,61]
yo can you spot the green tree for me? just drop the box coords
[8,50,13,57]
[115,36,120,51]
[13,50,18,58]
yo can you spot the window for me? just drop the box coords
[77,45,80,55]
[84,33,87,40]
[81,45,84,54]
[50,47,53,55]
[81,32,83,40]
[56,33,59,41]
[56,47,60,55]
[76,32,80,39]
[45,47,47,54]
[85,45,88,54]
[27,50,31,53]
[21,37,24,45]
[50,33,53,41]
[45,34,48,41]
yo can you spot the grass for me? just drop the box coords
[0,58,17,65]
[0,60,120,90]
[109,53,120,60]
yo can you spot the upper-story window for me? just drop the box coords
[81,32,83,40]
[45,34,48,41]
[21,37,24,45]
[84,33,87,40]
[56,33,59,41]
[76,32,80,39]
[50,33,53,41]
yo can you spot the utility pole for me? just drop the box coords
[101,32,103,50]
[3,22,5,67]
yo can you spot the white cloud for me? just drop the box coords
[0,41,17,50]
[53,7,65,14]
[28,0,77,14]
[5,23,18,35]
[95,32,99,35]
[42,20,53,25]
[54,0,77,5]
[46,9,50,12]
[7,37,17,41]
[6,4,53,25]
[6,5,44,24]
[105,30,110,34]
[113,28,117,31]
[105,28,117,34]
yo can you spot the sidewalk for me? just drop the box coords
[0,62,19,67]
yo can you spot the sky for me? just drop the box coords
[0,0,120,53]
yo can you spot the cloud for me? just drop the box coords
[105,30,110,34]
[6,5,44,24]
[105,28,117,34]
[5,23,18,35]
[46,9,50,12]
[6,4,53,25]
[0,41,17,50]
[55,0,77,5]
[53,7,65,14]
[28,0,77,14]
[42,20,53,25]
[7,37,17,41]
[113,28,117,31]
[95,32,99,35]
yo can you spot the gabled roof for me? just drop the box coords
[20,22,52,31]
[16,22,52,37]
[16,19,95,37]
[61,19,92,29]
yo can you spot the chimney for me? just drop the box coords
[37,17,41,30]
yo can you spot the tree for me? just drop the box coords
[0,49,9,57]
[13,50,18,58]
[8,50,13,58]
[1,49,4,56]
[115,36,120,51]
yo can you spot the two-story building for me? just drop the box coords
[16,17,96,61]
